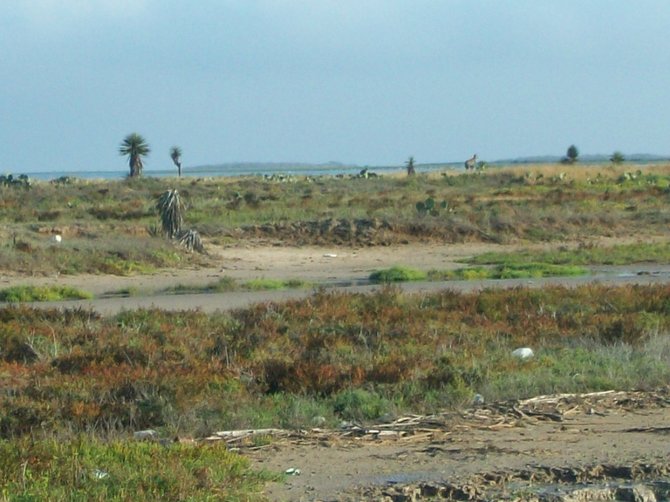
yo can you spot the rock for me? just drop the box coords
[512,347,534,359]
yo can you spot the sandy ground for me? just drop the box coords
[0,242,495,295]
[247,396,670,501]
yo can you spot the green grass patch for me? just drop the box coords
[468,241,670,267]
[0,285,93,302]
[371,263,587,283]
[243,278,311,291]
[164,276,310,294]
[429,263,586,280]
[369,266,428,283]
[0,438,276,501]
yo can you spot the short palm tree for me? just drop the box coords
[119,133,150,177]
[170,146,183,177]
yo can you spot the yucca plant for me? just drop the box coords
[170,145,183,177]
[156,189,184,238]
[177,229,205,253]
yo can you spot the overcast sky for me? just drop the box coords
[2,1,670,173]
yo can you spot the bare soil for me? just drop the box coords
[243,390,670,501]
[1,235,665,298]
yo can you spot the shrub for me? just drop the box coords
[332,388,393,421]
[369,266,427,283]
[0,285,93,302]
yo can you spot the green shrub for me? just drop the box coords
[0,285,93,302]
[369,266,428,283]
[331,388,393,421]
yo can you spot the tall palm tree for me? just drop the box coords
[170,146,183,177]
[119,133,150,177]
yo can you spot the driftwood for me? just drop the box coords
[199,388,670,447]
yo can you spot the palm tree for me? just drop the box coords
[119,133,150,177]
[170,146,183,177]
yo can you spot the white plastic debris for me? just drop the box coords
[511,347,534,360]
[133,429,159,440]
[323,253,337,258]
[92,469,109,479]
[50,234,62,244]
[472,393,485,406]
[285,467,301,475]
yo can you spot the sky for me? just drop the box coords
[2,1,670,173]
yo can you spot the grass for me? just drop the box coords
[0,437,277,501]
[370,263,586,283]
[164,277,311,294]
[369,266,428,282]
[1,162,670,276]
[467,241,670,267]
[243,278,311,291]
[0,234,207,277]
[0,285,93,302]
[429,263,587,280]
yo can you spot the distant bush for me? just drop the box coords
[610,151,625,164]
[0,174,30,188]
[562,144,579,164]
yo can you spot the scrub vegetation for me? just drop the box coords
[467,241,670,267]
[2,284,669,441]
[1,162,669,499]
[1,162,669,275]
